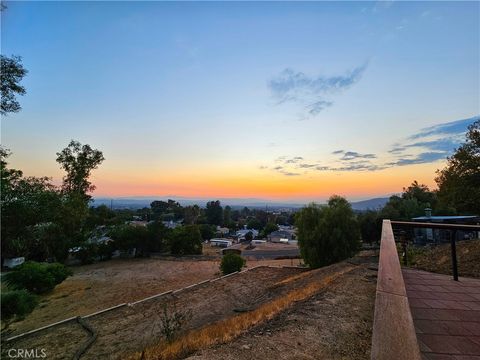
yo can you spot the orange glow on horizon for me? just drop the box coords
[90,162,442,201]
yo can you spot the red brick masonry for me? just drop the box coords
[403,268,480,360]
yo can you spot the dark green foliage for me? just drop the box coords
[223,205,232,226]
[436,120,480,215]
[31,222,70,262]
[0,55,27,115]
[220,253,246,275]
[244,231,254,242]
[75,243,98,264]
[357,210,382,244]
[110,224,149,252]
[4,262,72,294]
[97,241,115,260]
[295,196,360,268]
[1,290,38,321]
[45,262,73,283]
[56,140,104,202]
[198,224,215,241]
[260,222,279,238]
[168,225,203,255]
[380,181,437,220]
[1,150,64,259]
[205,200,223,226]
[183,205,201,225]
[246,218,261,230]
[85,205,117,229]
[110,222,170,256]
[150,199,183,221]
[1,140,105,263]
[146,220,169,253]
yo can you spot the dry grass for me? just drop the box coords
[128,265,356,360]
[410,239,480,278]
[273,269,311,286]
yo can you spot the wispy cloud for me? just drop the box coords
[390,115,479,157]
[307,100,333,116]
[387,152,447,166]
[268,64,368,117]
[409,116,478,140]
[297,163,317,169]
[260,116,478,176]
[334,150,377,161]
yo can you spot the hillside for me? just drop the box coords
[410,239,480,278]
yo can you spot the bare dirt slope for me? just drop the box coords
[3,254,377,360]
[411,239,480,278]
[3,266,305,359]
[185,265,377,360]
[4,257,300,336]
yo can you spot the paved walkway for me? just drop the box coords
[403,268,480,360]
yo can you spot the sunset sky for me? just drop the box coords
[1,1,479,202]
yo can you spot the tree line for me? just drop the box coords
[296,120,479,269]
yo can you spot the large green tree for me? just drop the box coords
[436,120,480,214]
[1,149,63,259]
[55,141,105,241]
[168,225,203,255]
[150,199,183,221]
[357,210,382,244]
[56,140,105,202]
[205,200,223,226]
[0,55,27,115]
[380,181,438,220]
[295,196,360,268]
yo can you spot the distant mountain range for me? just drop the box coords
[92,196,390,211]
[350,197,390,211]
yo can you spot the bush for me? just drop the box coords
[168,225,203,255]
[97,241,115,260]
[45,262,73,283]
[357,210,382,244]
[75,243,98,264]
[110,224,150,254]
[1,290,38,321]
[220,253,246,275]
[159,303,191,343]
[295,195,360,269]
[3,261,72,294]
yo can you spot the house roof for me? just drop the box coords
[269,230,294,236]
[412,216,479,221]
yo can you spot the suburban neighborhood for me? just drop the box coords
[1,1,479,360]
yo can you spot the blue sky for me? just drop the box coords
[1,1,479,200]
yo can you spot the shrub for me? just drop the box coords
[75,243,98,264]
[168,225,203,255]
[46,262,73,283]
[220,253,246,275]
[110,224,150,254]
[3,261,72,294]
[1,290,38,321]
[97,241,115,260]
[357,210,382,244]
[159,303,191,343]
[295,195,361,268]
